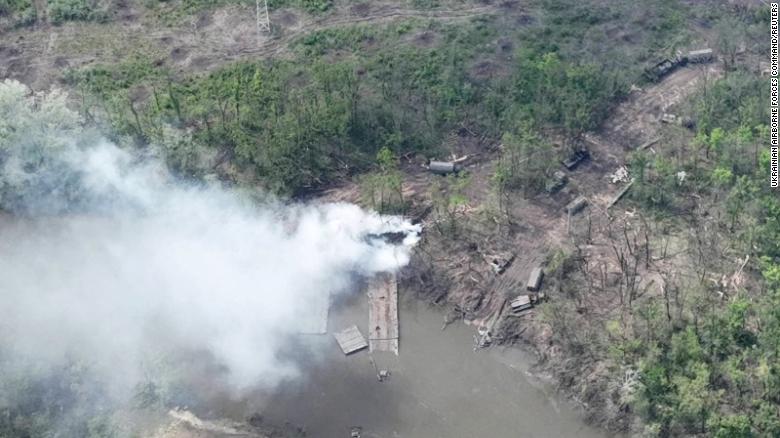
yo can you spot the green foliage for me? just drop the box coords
[671,362,713,431]
[133,380,162,409]
[292,21,415,57]
[0,0,35,26]
[708,415,752,438]
[360,146,406,214]
[67,11,633,195]
[714,16,746,71]
[2,2,735,435]
[430,172,470,235]
[141,0,252,25]
[48,0,107,23]
[297,0,331,13]
[268,0,331,13]
[532,0,691,80]
[493,124,554,195]
[411,0,439,8]
[628,151,680,209]
[762,259,780,288]
[66,57,166,95]
[0,0,28,14]
[148,0,331,20]
[0,358,118,438]
[694,72,767,135]
[627,70,780,437]
[0,80,87,212]
[711,167,733,187]
[507,51,625,137]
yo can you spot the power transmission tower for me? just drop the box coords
[256,0,270,37]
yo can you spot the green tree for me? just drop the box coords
[0,80,85,212]
[360,146,405,214]
[708,414,752,438]
[430,173,470,236]
[493,125,554,196]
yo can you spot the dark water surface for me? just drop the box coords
[252,289,607,438]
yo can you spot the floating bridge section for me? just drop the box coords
[367,272,399,355]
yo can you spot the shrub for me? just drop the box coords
[48,0,107,23]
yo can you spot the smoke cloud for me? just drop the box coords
[0,80,419,396]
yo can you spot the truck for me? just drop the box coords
[644,58,679,82]
[566,196,588,215]
[561,150,589,171]
[686,48,713,63]
[644,48,713,82]
[526,267,544,292]
[428,161,461,175]
[545,171,568,193]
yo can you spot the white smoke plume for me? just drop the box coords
[0,80,420,394]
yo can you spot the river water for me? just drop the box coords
[255,289,607,438]
[0,210,606,438]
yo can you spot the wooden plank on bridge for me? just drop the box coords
[367,272,399,355]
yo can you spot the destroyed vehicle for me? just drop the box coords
[566,196,588,215]
[510,295,533,312]
[561,150,589,170]
[489,254,515,274]
[527,267,544,292]
[545,171,568,193]
[643,58,677,82]
[687,48,713,63]
[660,113,678,124]
[511,291,546,314]
[428,160,461,175]
[644,49,712,82]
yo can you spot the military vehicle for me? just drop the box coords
[545,170,568,193]
[644,48,713,82]
[561,150,589,170]
[687,48,713,63]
